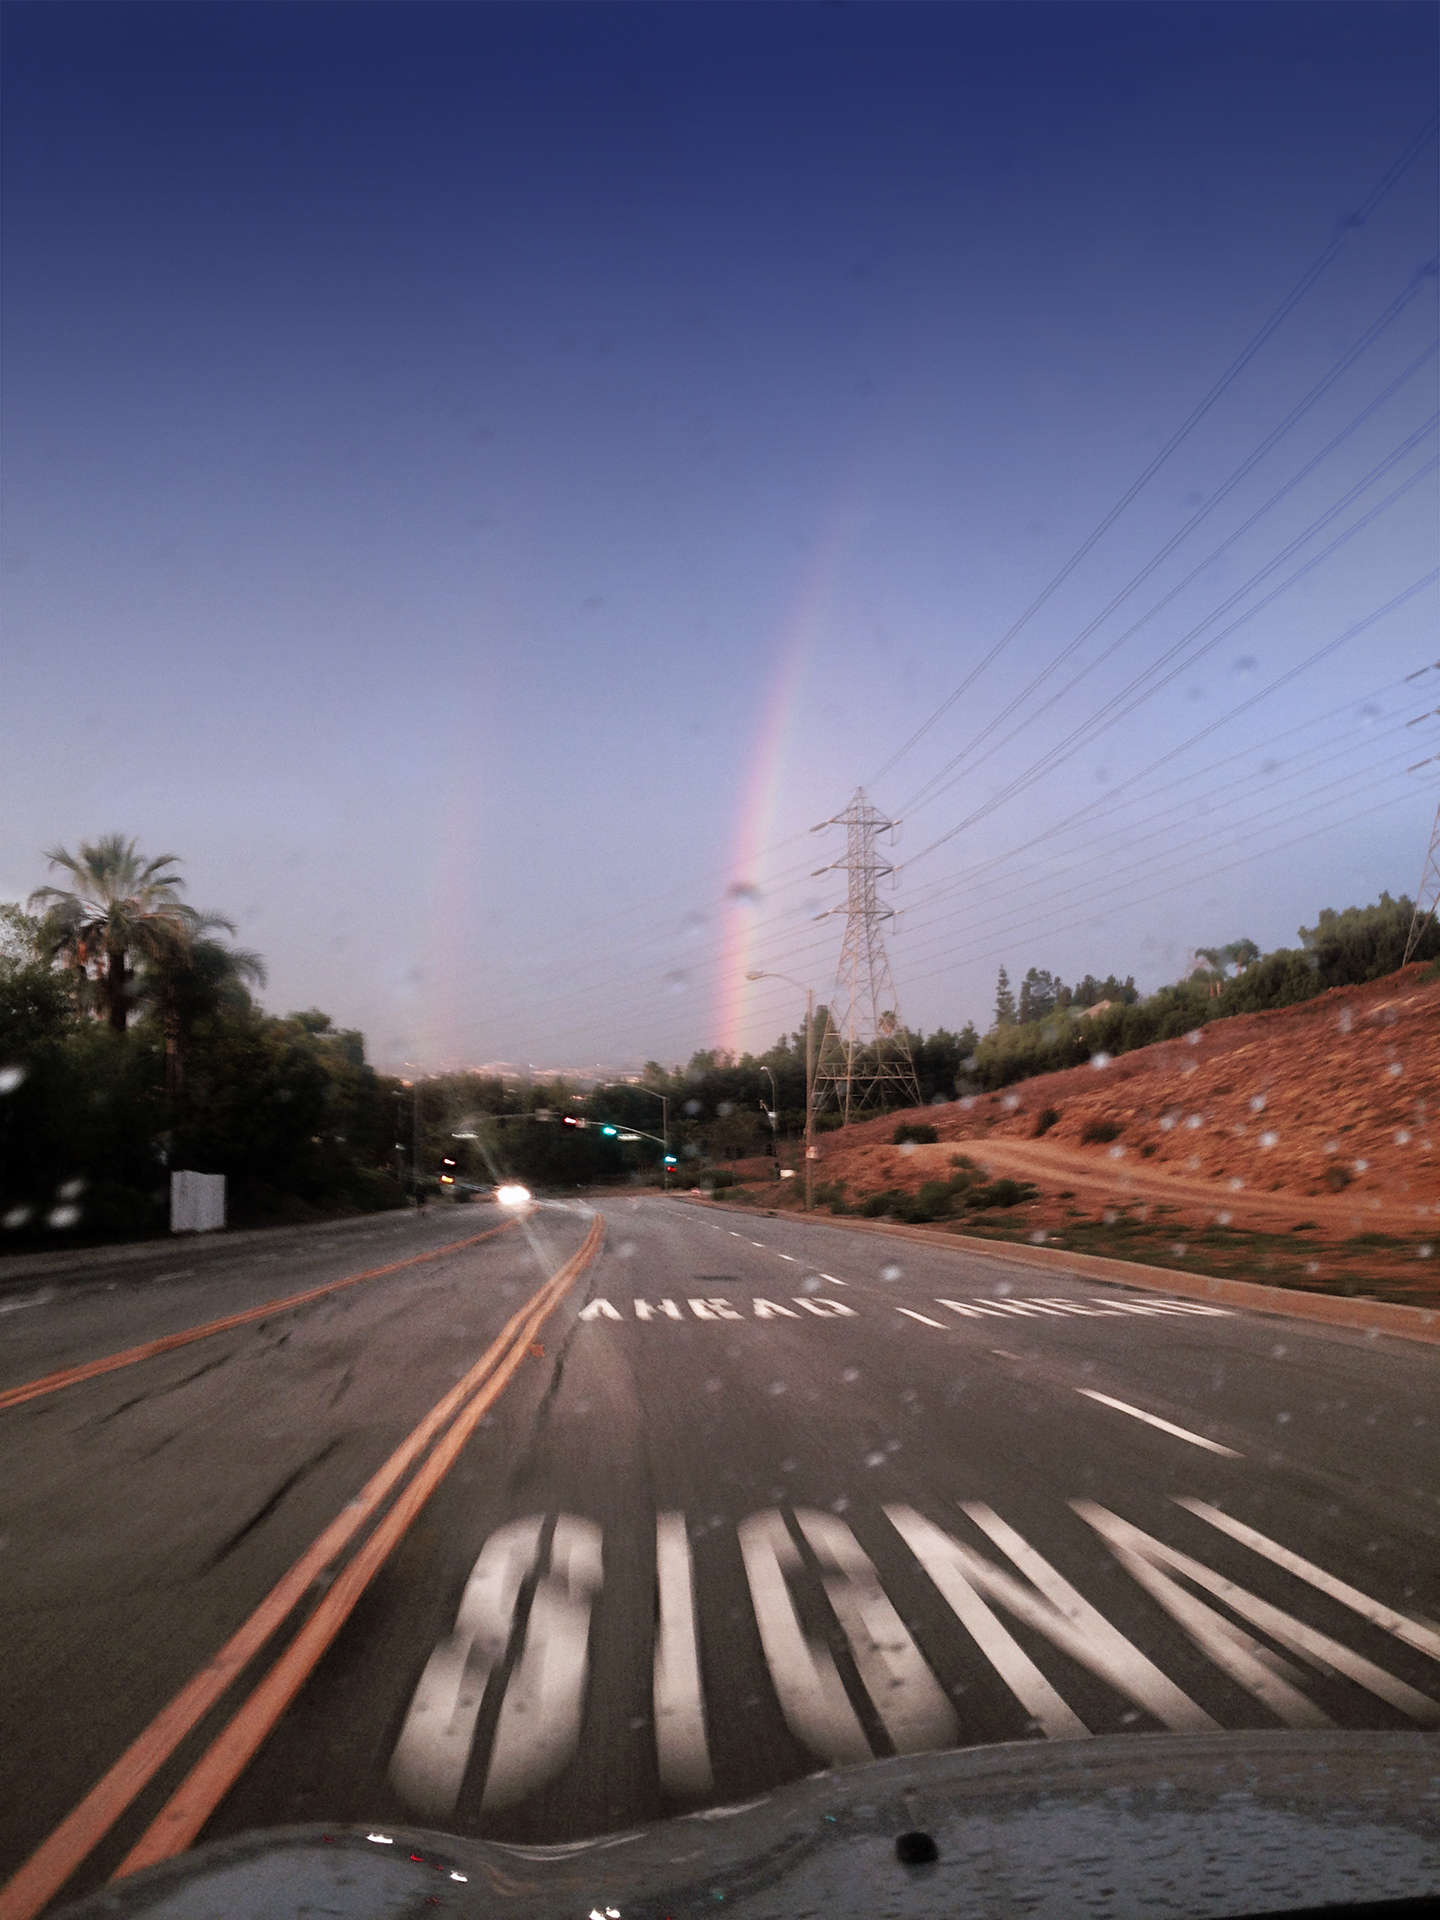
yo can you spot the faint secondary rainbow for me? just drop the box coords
[713,550,839,1055]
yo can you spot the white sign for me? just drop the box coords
[170,1170,226,1234]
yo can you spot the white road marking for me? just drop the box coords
[0,1287,56,1314]
[884,1507,1086,1737]
[737,1510,871,1765]
[1077,1389,1243,1457]
[634,1298,683,1319]
[1027,1298,1124,1317]
[1096,1298,1231,1317]
[578,1298,623,1320]
[389,1516,545,1817]
[889,1503,1216,1735]
[688,1298,742,1319]
[792,1297,856,1317]
[896,1308,946,1329]
[777,1253,797,1261]
[750,1241,765,1247]
[937,1298,1019,1319]
[654,1513,713,1797]
[1176,1500,1440,1664]
[483,1516,605,1810]
[820,1273,847,1286]
[1074,1503,1440,1727]
[752,1298,801,1318]
[794,1509,958,1753]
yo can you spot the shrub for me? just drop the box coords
[966,1177,1038,1210]
[813,1180,849,1213]
[859,1190,896,1217]
[1080,1119,1123,1145]
[1323,1164,1353,1192]
[893,1121,939,1145]
[1032,1107,1061,1138]
[702,1168,736,1190]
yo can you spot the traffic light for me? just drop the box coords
[601,1125,617,1136]
[561,1114,588,1129]
[440,1152,457,1187]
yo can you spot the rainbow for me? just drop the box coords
[713,529,849,1055]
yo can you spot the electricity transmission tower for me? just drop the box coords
[1402,799,1440,965]
[810,788,921,1124]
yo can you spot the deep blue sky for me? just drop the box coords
[3,2,1436,1071]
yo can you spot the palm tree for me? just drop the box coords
[144,920,267,1096]
[28,835,196,1031]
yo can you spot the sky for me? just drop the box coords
[3,1,1437,1075]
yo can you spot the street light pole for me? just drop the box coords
[746,972,816,1211]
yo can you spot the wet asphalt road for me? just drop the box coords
[2,1195,1437,1904]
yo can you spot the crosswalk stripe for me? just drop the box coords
[1077,1388,1243,1457]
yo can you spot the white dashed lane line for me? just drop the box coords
[1077,1388,1243,1458]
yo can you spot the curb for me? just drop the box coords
[678,1195,1440,1347]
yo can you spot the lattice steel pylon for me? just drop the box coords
[810,788,921,1125]
[1402,798,1440,964]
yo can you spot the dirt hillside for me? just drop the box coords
[777,963,1439,1305]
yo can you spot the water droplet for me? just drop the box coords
[1186,1029,1203,1046]
[832,1495,850,1512]
[717,1101,733,1117]
[2,1205,33,1230]
[880,1264,902,1281]
[1170,1243,1188,1257]
[1233,655,1257,676]
[1386,1063,1403,1078]
[841,1366,861,1382]
[664,969,689,993]
[1108,1144,1125,1159]
[767,1380,787,1395]
[684,1099,702,1116]
[1215,1210,1232,1226]
[1396,1129,1411,1145]
[0,1065,25,1095]
[1248,1094,1266,1113]
[1186,1114,1204,1130]
[1229,1177,1245,1192]
[1002,1094,1020,1111]
[1354,1159,1369,1173]
[863,1449,887,1468]
[47,1205,81,1230]
[1090,1052,1112,1070]
[727,882,763,908]
[1259,1131,1279,1150]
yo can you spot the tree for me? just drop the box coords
[28,836,196,1031]
[1018,967,1062,1024]
[142,920,267,1096]
[994,965,1016,1027]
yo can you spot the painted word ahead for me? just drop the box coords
[579,1296,855,1321]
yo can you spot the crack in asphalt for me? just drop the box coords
[203,1437,344,1572]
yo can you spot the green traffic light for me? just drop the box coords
[601,1125,617,1135]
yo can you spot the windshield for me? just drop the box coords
[1,5,1437,1917]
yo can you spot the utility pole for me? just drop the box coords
[809,788,921,1124]
[746,973,816,1209]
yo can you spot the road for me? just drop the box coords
[2,1196,1437,1910]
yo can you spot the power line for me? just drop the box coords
[867,111,1440,790]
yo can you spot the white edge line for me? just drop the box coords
[1077,1389,1243,1457]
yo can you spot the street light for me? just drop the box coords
[596,1082,670,1188]
[745,971,816,1211]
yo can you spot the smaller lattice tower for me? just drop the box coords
[810,788,921,1125]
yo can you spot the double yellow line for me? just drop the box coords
[1,1213,604,1920]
